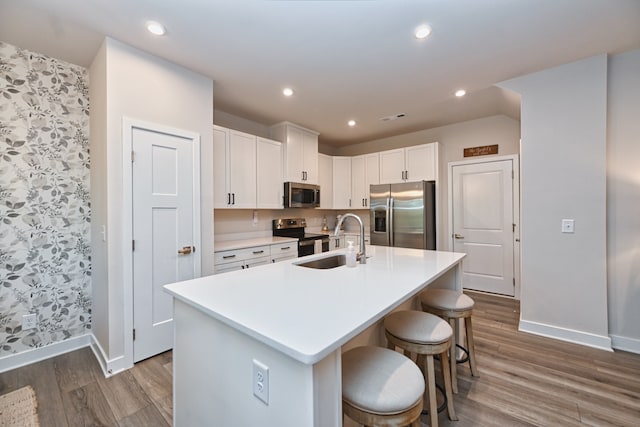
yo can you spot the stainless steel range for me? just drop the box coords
[272,218,329,257]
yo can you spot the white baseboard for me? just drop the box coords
[519,319,613,352]
[0,334,91,374]
[610,334,640,354]
[89,334,129,378]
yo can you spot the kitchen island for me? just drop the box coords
[164,246,465,427]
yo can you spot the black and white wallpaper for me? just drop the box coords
[0,41,91,356]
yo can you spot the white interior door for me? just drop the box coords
[451,158,515,296]
[132,127,198,362]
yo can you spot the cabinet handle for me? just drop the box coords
[281,246,291,250]
[222,254,236,259]
[405,170,408,180]
[227,193,231,205]
[232,193,235,205]
[253,250,265,254]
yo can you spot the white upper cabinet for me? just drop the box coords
[332,156,352,209]
[214,125,282,209]
[270,122,319,184]
[379,143,437,184]
[256,137,283,209]
[214,126,257,208]
[318,153,333,209]
[351,153,379,208]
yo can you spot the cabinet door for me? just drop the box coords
[351,155,367,208]
[318,153,333,209]
[405,143,436,182]
[228,130,256,208]
[350,152,379,208]
[244,257,270,269]
[257,137,283,209]
[302,131,318,184]
[284,126,305,182]
[214,260,244,274]
[332,156,352,209]
[213,126,230,208]
[379,148,405,184]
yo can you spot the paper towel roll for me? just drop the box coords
[314,239,322,254]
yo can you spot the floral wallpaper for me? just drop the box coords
[0,41,91,356]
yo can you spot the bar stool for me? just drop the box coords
[420,289,478,393]
[342,346,424,427]
[384,311,457,427]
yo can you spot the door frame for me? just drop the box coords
[447,154,520,298]
[122,117,201,368]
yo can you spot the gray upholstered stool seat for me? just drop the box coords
[420,289,474,312]
[384,311,457,427]
[342,346,424,426]
[420,289,479,394]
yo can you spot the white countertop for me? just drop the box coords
[215,236,298,252]
[165,246,465,364]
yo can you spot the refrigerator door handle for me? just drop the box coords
[388,196,394,247]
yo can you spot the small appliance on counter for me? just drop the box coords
[321,215,329,232]
[273,218,329,257]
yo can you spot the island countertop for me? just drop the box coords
[165,246,465,364]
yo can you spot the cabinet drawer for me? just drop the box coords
[271,242,297,258]
[214,245,271,265]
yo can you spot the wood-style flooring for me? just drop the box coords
[1,291,639,426]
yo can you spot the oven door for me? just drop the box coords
[298,239,316,257]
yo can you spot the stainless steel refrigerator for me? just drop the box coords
[370,181,436,250]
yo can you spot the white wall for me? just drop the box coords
[499,55,611,350]
[89,41,109,356]
[335,115,521,250]
[90,37,214,370]
[607,49,640,352]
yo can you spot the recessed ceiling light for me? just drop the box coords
[415,25,432,39]
[146,21,166,36]
[455,89,467,97]
[283,88,294,97]
[348,120,356,127]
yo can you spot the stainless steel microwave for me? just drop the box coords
[284,182,320,208]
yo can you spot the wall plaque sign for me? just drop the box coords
[463,144,499,157]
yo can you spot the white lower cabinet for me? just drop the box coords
[329,235,345,251]
[215,241,298,274]
[270,242,298,263]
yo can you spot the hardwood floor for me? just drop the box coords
[0,347,172,426]
[1,291,639,426]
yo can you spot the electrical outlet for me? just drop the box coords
[252,359,269,405]
[22,313,37,330]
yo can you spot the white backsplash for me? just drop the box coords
[214,208,370,242]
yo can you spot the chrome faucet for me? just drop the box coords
[334,213,367,264]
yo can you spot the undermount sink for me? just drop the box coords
[295,254,346,269]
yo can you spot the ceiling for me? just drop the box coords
[1,1,639,147]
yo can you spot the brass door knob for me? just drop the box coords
[178,246,192,255]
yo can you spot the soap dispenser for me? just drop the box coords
[346,240,357,268]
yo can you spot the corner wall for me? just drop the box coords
[607,49,640,352]
[499,55,611,350]
[90,37,214,370]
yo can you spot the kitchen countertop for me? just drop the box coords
[165,246,465,364]
[214,236,298,252]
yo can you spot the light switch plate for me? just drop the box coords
[561,219,575,233]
